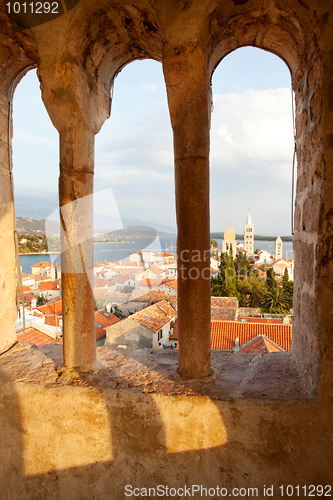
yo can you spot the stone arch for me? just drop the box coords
[203,1,325,392]
[205,0,317,79]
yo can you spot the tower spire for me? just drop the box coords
[246,209,253,226]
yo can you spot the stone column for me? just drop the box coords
[39,58,110,371]
[0,87,18,353]
[163,43,211,379]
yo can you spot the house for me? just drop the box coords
[94,309,121,346]
[154,279,178,295]
[115,290,177,317]
[137,277,171,291]
[114,274,136,290]
[30,280,62,301]
[129,251,164,265]
[254,250,275,265]
[37,297,63,317]
[105,299,177,349]
[270,259,294,281]
[31,261,52,277]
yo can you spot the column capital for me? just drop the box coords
[38,56,111,135]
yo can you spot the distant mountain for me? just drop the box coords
[122,218,177,235]
[210,232,293,242]
[15,217,60,235]
[15,216,177,237]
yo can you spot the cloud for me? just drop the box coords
[96,169,172,185]
[13,131,57,146]
[141,84,158,93]
[209,88,294,233]
[96,86,295,233]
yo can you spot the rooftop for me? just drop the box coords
[130,300,177,333]
[211,321,292,351]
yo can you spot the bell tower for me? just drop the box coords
[244,210,254,254]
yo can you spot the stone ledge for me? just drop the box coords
[0,342,313,401]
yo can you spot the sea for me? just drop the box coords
[19,236,293,274]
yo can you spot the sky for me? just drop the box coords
[12,47,295,235]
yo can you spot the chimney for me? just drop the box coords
[234,337,240,352]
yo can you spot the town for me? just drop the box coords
[16,213,293,354]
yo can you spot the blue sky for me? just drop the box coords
[13,47,294,235]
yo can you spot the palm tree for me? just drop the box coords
[261,286,290,312]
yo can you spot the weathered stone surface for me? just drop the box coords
[0,0,333,496]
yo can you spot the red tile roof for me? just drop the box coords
[17,327,62,346]
[37,298,62,316]
[113,261,145,267]
[38,280,61,290]
[236,335,284,353]
[115,274,132,284]
[138,278,170,288]
[165,279,178,291]
[211,321,292,351]
[94,277,114,288]
[128,290,177,308]
[95,310,121,340]
[149,266,165,275]
[130,299,176,333]
[31,261,51,268]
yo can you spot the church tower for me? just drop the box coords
[275,236,283,260]
[222,225,236,254]
[244,210,254,254]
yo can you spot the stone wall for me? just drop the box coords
[0,344,332,500]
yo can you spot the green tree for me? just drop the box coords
[236,277,267,307]
[261,286,290,313]
[266,267,278,289]
[211,250,238,298]
[282,268,293,311]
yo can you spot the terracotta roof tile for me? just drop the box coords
[128,290,177,308]
[17,327,62,346]
[149,266,165,275]
[130,299,176,333]
[165,279,178,291]
[211,321,292,351]
[37,298,62,316]
[38,280,61,290]
[237,335,284,353]
[138,278,170,288]
[95,310,121,340]
[31,261,51,268]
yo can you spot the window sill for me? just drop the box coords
[0,343,313,401]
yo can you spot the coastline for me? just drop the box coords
[19,251,60,256]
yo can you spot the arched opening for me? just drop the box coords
[210,47,294,351]
[93,58,177,345]
[11,68,61,342]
